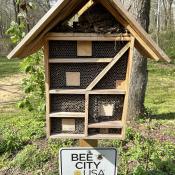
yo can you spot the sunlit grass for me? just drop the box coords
[145,61,175,114]
[0,57,21,78]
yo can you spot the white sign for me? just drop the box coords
[59,148,118,175]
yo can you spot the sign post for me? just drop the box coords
[79,139,98,147]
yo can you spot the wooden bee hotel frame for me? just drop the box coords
[8,0,170,140]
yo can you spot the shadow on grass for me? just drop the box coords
[151,112,175,120]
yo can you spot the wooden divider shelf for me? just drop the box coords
[49,112,85,118]
[49,58,113,63]
[50,133,85,139]
[88,134,123,140]
[88,121,123,129]
[49,89,86,94]
[88,89,126,94]
[49,89,126,95]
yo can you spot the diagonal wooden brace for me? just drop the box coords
[86,42,131,91]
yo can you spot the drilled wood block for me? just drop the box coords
[116,80,126,90]
[99,104,114,117]
[77,41,92,56]
[66,72,80,86]
[62,119,75,132]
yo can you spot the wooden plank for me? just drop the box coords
[78,0,94,16]
[17,37,44,60]
[88,121,123,128]
[49,112,85,118]
[50,134,123,140]
[62,119,75,132]
[128,26,159,61]
[47,32,130,37]
[44,41,50,138]
[77,41,92,56]
[51,33,125,37]
[46,33,131,41]
[50,134,85,139]
[49,89,126,94]
[79,139,98,147]
[87,134,123,140]
[86,42,130,90]
[66,72,80,87]
[49,89,86,94]
[121,36,135,139]
[88,89,126,94]
[49,58,113,63]
[85,94,89,137]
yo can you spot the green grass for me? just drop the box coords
[0,57,21,78]
[0,105,45,154]
[145,60,175,116]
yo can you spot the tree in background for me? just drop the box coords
[0,0,52,56]
[151,0,174,32]
[0,0,14,38]
[162,0,174,30]
[0,0,51,38]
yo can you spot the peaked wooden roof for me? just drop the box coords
[8,0,171,62]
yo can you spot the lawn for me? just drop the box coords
[0,57,21,78]
[0,56,175,174]
[146,61,175,114]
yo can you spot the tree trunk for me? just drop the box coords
[12,0,18,24]
[123,0,151,119]
[162,0,174,30]
[13,0,21,25]
[157,0,161,33]
[156,0,161,44]
[167,1,173,29]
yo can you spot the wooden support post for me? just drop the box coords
[79,139,98,147]
[44,41,51,138]
[121,36,135,139]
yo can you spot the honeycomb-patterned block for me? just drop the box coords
[50,94,85,113]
